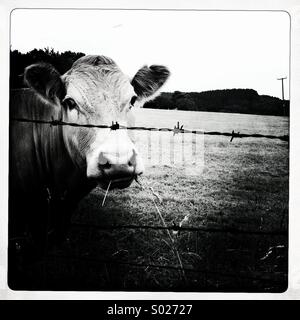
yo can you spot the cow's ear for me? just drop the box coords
[131,65,170,101]
[24,63,66,103]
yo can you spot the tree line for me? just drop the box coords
[10,48,289,116]
[10,48,85,88]
[144,90,289,116]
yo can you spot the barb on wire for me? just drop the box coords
[110,121,119,130]
[11,117,289,142]
[230,130,240,142]
[173,121,184,136]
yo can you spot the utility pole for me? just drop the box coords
[277,77,287,116]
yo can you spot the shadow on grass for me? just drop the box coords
[8,191,288,292]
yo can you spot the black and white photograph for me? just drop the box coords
[7,7,290,293]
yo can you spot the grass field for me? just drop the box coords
[18,109,289,292]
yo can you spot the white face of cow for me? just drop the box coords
[24,55,170,189]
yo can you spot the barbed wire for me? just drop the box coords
[47,253,287,284]
[70,222,287,236]
[11,117,289,142]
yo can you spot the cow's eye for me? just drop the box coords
[63,97,77,110]
[129,96,137,109]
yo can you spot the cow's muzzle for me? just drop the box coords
[97,149,143,189]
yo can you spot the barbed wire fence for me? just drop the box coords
[11,116,289,289]
[12,117,289,142]
[70,222,287,236]
[64,222,287,285]
[47,253,287,285]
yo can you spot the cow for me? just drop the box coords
[9,55,170,262]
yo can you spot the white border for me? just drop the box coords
[1,0,299,300]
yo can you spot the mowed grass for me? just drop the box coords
[20,110,289,292]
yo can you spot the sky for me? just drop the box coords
[10,9,290,99]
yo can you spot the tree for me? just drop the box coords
[10,48,85,88]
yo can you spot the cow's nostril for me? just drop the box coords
[103,161,111,169]
[128,161,133,167]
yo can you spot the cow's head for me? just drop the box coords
[24,55,170,189]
